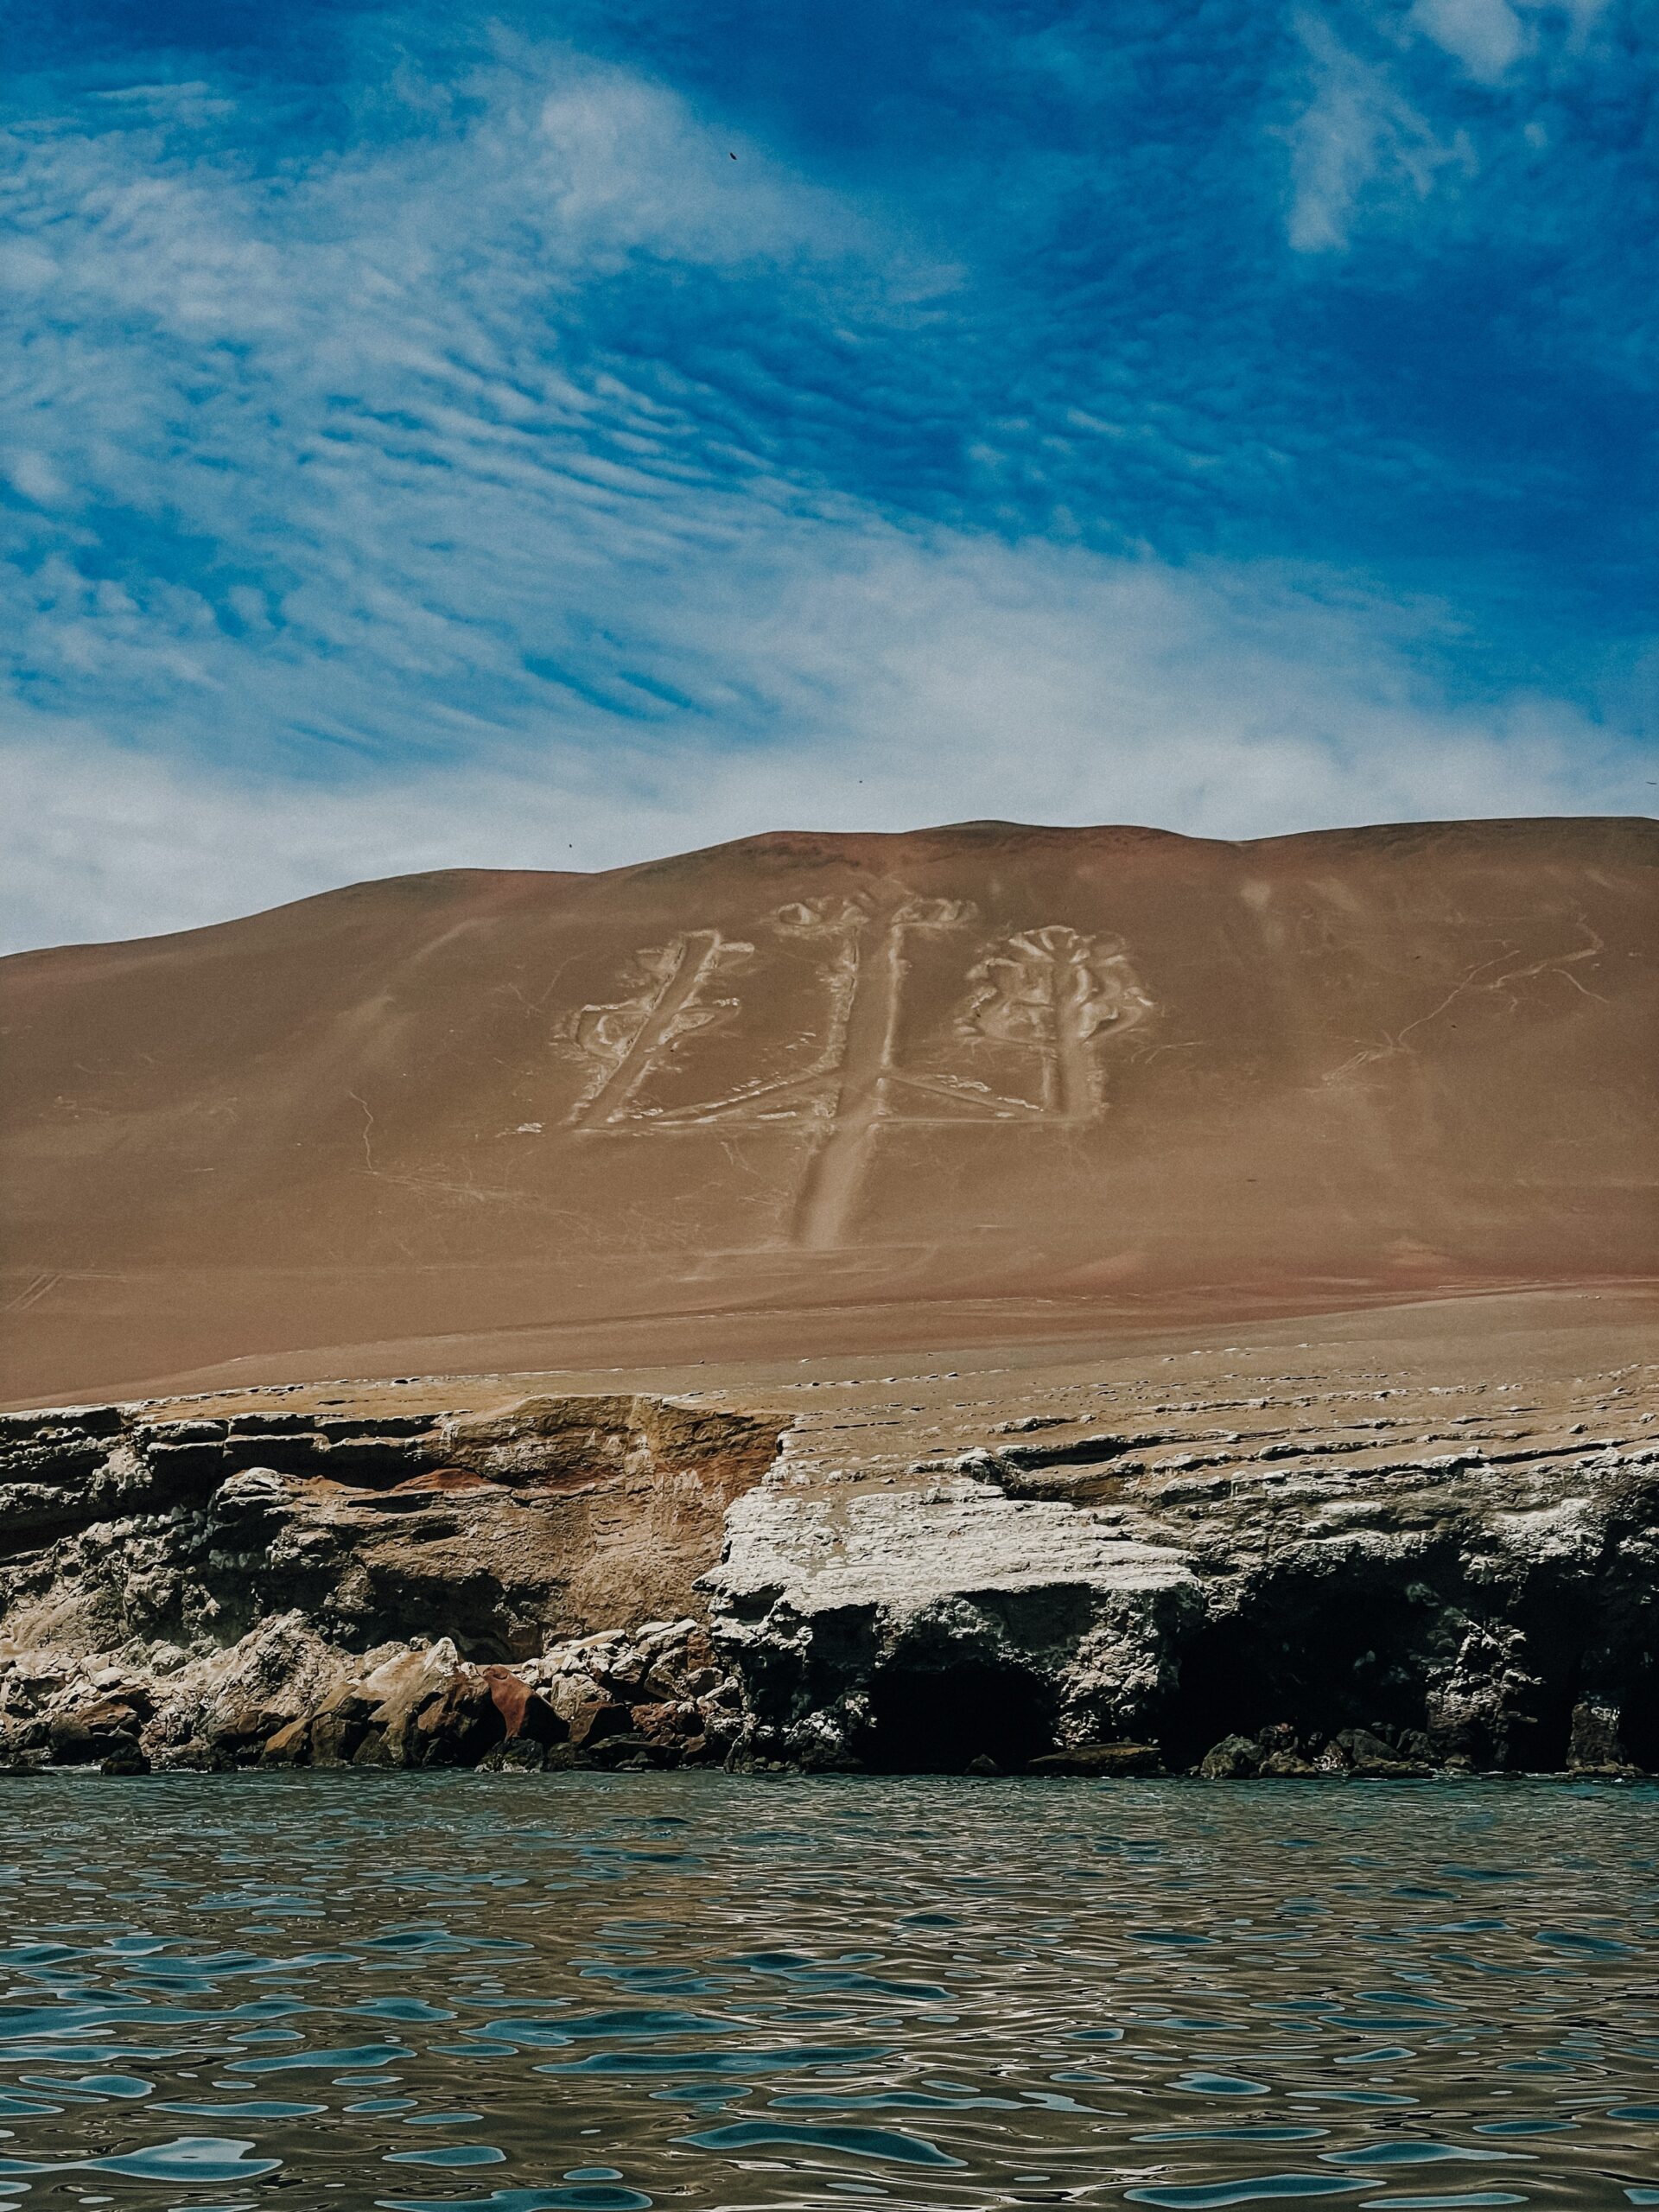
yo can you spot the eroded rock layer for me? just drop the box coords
[2,1297,1653,1777]
[715,1351,1659,1776]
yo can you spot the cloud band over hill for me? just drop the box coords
[3,1,1653,950]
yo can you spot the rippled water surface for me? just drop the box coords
[0,1775,1653,2210]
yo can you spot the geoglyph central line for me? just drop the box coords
[790,899,947,1250]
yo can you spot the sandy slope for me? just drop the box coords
[2,817,1654,1405]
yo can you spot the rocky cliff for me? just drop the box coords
[3,1295,1652,1779]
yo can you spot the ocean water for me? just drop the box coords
[0,1775,1652,2210]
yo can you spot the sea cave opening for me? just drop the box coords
[862,1657,1054,1773]
[1160,1578,1443,1766]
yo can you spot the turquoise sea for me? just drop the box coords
[0,1775,1652,2209]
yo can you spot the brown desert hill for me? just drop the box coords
[1,816,1654,1406]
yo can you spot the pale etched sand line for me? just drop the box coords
[791,909,912,1250]
[569,930,728,1128]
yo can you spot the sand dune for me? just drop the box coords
[3,817,1654,1404]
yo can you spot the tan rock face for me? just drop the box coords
[0,1395,778,1666]
[0,1296,1653,1777]
[2,818,1653,1407]
[696,1293,1659,1774]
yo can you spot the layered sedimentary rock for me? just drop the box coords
[0,1390,769,1774]
[713,1351,1659,1776]
[3,1298,1653,1777]
[0,1392,774,1659]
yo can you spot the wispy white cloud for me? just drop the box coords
[1282,0,1623,249]
[4,529,1643,951]
[0,43,949,766]
[1408,0,1529,80]
[1285,16,1474,253]
[1408,0,1612,81]
[1,17,1649,954]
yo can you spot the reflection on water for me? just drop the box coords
[0,1774,1651,2209]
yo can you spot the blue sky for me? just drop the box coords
[3,0,1654,947]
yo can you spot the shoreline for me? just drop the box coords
[3,1294,1655,1788]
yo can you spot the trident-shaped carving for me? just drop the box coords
[561,896,1152,1247]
